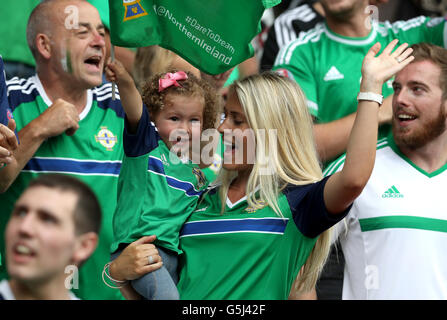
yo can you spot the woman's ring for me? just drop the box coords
[148,255,154,264]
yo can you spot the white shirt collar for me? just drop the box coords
[0,279,79,300]
[33,75,93,121]
[323,21,378,46]
[0,280,15,300]
[226,185,261,209]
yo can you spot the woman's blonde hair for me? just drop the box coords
[219,72,332,294]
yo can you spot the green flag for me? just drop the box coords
[108,0,280,75]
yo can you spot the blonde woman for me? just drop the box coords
[108,40,413,299]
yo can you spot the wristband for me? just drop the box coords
[357,92,383,105]
[102,262,128,289]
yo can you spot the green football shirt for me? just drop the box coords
[177,177,348,299]
[111,107,210,254]
[1,75,125,300]
[273,16,446,123]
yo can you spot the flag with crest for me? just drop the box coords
[109,0,280,75]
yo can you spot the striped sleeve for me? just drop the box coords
[272,24,325,118]
[323,154,346,177]
[261,3,322,71]
[380,16,447,48]
[94,83,125,118]
[0,56,9,126]
[324,137,390,176]
[6,77,39,111]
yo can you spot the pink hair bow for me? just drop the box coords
[158,71,188,92]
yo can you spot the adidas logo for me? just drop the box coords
[382,185,404,198]
[161,154,169,166]
[324,66,344,81]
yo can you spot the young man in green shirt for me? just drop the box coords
[273,0,446,163]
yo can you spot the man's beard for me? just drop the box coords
[322,0,364,21]
[393,105,446,150]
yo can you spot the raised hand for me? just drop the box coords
[361,40,414,93]
[105,58,134,87]
[106,58,143,130]
[35,99,80,138]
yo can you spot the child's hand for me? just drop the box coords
[105,58,134,87]
[106,58,142,128]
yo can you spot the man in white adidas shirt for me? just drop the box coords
[326,43,447,299]
[0,174,100,300]
[273,0,446,163]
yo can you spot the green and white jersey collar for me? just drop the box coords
[34,75,93,121]
[226,185,261,210]
[323,21,378,46]
[387,133,447,178]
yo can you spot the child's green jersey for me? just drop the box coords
[111,107,210,254]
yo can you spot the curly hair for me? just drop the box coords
[141,70,221,131]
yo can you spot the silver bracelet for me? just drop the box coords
[102,262,128,289]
